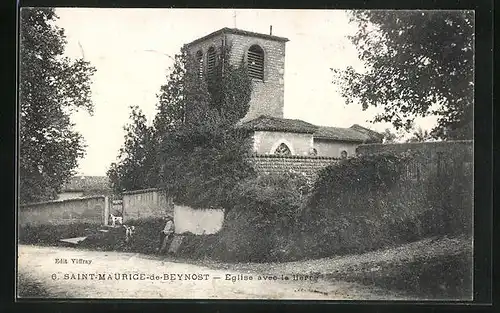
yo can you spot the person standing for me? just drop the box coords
[158,215,174,253]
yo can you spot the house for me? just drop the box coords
[184,27,383,159]
[58,176,112,200]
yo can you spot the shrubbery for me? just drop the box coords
[176,172,313,263]
[20,147,472,266]
[19,218,167,254]
[303,150,473,257]
[180,148,472,263]
[18,222,101,246]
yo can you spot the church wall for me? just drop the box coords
[253,131,313,156]
[313,140,359,158]
[225,33,286,121]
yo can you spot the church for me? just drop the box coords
[184,27,383,159]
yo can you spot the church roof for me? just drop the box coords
[239,115,318,134]
[240,115,383,143]
[185,27,289,47]
[314,126,375,142]
[349,124,385,142]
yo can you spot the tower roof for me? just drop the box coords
[185,27,289,48]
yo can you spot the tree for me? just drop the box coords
[19,8,96,203]
[155,44,255,209]
[382,128,399,143]
[333,10,474,140]
[107,106,156,193]
[206,44,253,125]
[110,43,254,208]
[407,127,433,143]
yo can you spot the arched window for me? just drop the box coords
[207,47,216,77]
[340,150,348,159]
[274,143,291,156]
[195,50,203,78]
[247,45,264,80]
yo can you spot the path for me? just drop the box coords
[17,245,406,300]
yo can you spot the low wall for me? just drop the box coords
[357,140,473,181]
[357,140,473,157]
[248,154,340,179]
[19,196,108,227]
[122,188,173,221]
[174,205,224,235]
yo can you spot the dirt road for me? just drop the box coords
[17,245,405,300]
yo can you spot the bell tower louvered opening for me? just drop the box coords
[207,46,216,78]
[247,45,264,81]
[195,50,203,79]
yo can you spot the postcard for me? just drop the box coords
[17,8,474,300]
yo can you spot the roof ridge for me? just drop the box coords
[185,27,289,47]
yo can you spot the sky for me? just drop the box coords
[53,8,438,176]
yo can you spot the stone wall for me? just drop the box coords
[227,33,286,121]
[18,196,107,227]
[57,191,85,201]
[122,188,173,221]
[248,155,340,179]
[357,140,474,181]
[174,205,224,235]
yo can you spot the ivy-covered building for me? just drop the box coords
[184,27,383,159]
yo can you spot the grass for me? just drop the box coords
[324,238,473,300]
[17,272,54,298]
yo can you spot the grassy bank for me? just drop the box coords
[322,235,473,300]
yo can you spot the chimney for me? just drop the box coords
[270,25,272,35]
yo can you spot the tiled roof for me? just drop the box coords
[350,124,385,142]
[239,115,318,134]
[62,176,111,192]
[185,27,289,47]
[239,115,383,143]
[314,126,374,142]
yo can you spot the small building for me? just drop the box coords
[184,28,383,158]
[240,115,383,158]
[58,176,112,201]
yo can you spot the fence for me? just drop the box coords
[122,188,173,221]
[18,195,108,227]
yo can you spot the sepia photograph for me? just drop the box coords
[17,8,474,300]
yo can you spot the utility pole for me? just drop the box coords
[233,11,237,28]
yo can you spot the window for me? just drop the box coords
[247,45,264,80]
[340,150,348,159]
[274,143,291,156]
[195,50,203,78]
[207,47,216,77]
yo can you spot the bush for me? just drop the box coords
[18,222,101,246]
[303,150,472,257]
[174,173,312,263]
[80,217,166,253]
[19,218,166,255]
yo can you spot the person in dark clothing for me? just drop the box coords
[157,215,174,253]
